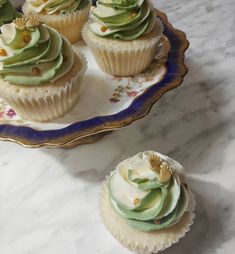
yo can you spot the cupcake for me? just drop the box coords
[22,0,91,43]
[0,17,87,122]
[100,151,195,253]
[0,0,21,26]
[82,0,163,76]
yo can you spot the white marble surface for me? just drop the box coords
[1,0,235,253]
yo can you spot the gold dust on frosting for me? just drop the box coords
[101,26,108,32]
[134,198,140,206]
[32,67,41,76]
[23,35,31,43]
[154,219,161,225]
[0,48,7,56]
[131,11,137,17]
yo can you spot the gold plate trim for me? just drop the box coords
[0,9,189,148]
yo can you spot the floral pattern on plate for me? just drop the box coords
[0,10,189,147]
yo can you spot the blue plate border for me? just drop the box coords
[0,10,189,148]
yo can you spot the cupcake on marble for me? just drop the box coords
[82,0,163,76]
[0,0,21,26]
[22,0,91,43]
[100,151,195,253]
[0,17,87,122]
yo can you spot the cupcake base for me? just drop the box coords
[82,19,163,76]
[0,50,87,122]
[100,180,196,254]
[22,2,91,43]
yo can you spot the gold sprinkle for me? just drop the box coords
[134,198,140,206]
[0,48,7,56]
[101,25,108,32]
[154,219,161,225]
[32,67,41,76]
[131,11,137,17]
[23,35,31,43]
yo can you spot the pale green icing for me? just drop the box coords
[89,0,156,40]
[0,0,21,26]
[25,0,89,14]
[0,19,74,85]
[108,151,190,232]
[0,0,7,7]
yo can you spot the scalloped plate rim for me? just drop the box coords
[0,9,189,148]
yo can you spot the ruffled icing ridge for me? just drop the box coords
[108,151,192,232]
[0,17,75,85]
[89,0,157,40]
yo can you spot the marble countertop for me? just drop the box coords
[1,0,235,253]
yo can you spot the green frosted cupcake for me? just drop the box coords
[0,17,87,122]
[82,0,163,76]
[0,0,21,26]
[100,151,195,253]
[22,0,91,43]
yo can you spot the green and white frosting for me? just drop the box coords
[89,0,156,40]
[25,0,89,14]
[0,0,20,26]
[108,151,191,232]
[0,18,74,85]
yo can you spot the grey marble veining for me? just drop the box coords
[1,0,235,253]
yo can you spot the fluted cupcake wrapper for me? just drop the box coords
[100,177,196,254]
[22,2,91,43]
[82,19,163,76]
[0,49,87,122]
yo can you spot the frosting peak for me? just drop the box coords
[89,0,156,40]
[108,151,191,232]
[0,18,74,85]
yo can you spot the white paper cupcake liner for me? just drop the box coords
[82,18,163,76]
[0,48,87,122]
[22,2,91,43]
[100,177,196,254]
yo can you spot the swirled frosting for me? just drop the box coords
[89,0,156,40]
[0,0,20,26]
[25,0,89,14]
[0,17,74,85]
[108,151,191,232]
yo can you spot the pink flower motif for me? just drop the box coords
[0,111,4,118]
[109,98,120,103]
[127,91,138,97]
[6,108,16,118]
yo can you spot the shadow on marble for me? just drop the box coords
[161,177,234,254]
[164,57,229,176]
[43,59,227,180]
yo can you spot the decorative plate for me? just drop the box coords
[0,10,189,148]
